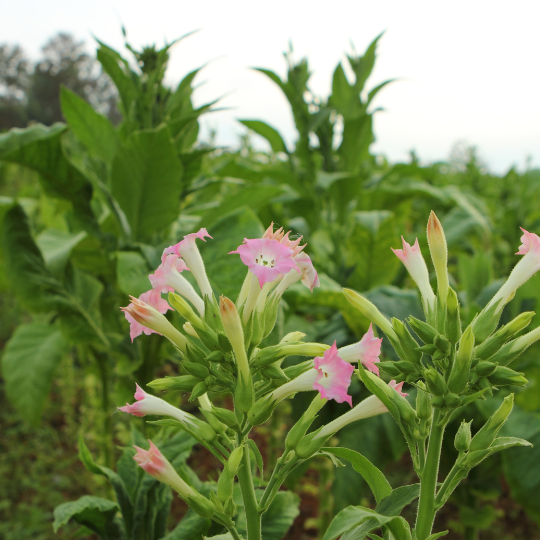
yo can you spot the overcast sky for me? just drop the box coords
[3,0,540,173]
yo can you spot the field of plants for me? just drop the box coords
[1,31,540,540]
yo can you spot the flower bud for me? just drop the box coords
[447,326,474,394]
[469,394,514,452]
[416,382,433,421]
[199,409,227,435]
[255,343,330,367]
[444,393,460,408]
[227,446,244,476]
[427,211,449,303]
[295,427,326,459]
[465,449,491,468]
[189,381,208,401]
[280,331,307,344]
[217,468,234,503]
[377,361,402,377]
[445,288,462,344]
[488,325,540,366]
[186,492,215,518]
[475,361,497,377]
[470,299,503,345]
[417,343,438,355]
[182,361,210,380]
[206,350,225,362]
[425,368,447,396]
[211,406,240,430]
[408,317,438,345]
[454,420,472,453]
[235,372,255,414]
[147,375,199,392]
[488,366,528,387]
[262,365,289,381]
[247,394,276,425]
[220,296,250,380]
[343,289,398,341]
[224,498,237,517]
[285,395,327,451]
[283,360,314,380]
[169,292,205,329]
[392,318,422,364]
[434,334,452,355]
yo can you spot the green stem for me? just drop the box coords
[237,442,261,540]
[434,461,464,508]
[259,455,299,513]
[415,410,446,540]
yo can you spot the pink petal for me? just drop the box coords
[313,342,354,406]
[389,380,408,397]
[516,227,540,255]
[358,323,383,373]
[164,228,213,258]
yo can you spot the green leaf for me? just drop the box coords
[116,251,151,297]
[1,322,68,425]
[53,495,120,536]
[163,509,210,539]
[321,447,392,504]
[204,208,264,297]
[239,120,287,153]
[260,491,300,540]
[111,126,183,240]
[246,439,264,480]
[345,211,400,291]
[324,506,411,540]
[376,484,420,516]
[36,228,87,275]
[426,532,449,539]
[60,86,119,163]
[78,435,134,533]
[204,535,233,540]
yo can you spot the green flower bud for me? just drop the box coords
[475,361,497,377]
[147,375,198,392]
[427,211,449,307]
[434,334,452,354]
[262,365,289,381]
[392,393,417,426]
[417,343,438,355]
[431,396,445,408]
[280,331,307,344]
[469,394,514,452]
[217,468,234,503]
[377,361,402,377]
[224,498,237,517]
[465,449,491,468]
[283,360,314,380]
[488,366,528,387]
[206,350,225,362]
[425,367,447,396]
[200,409,227,435]
[408,316,438,344]
[187,493,215,518]
[235,372,255,414]
[454,420,472,453]
[470,299,504,345]
[209,490,224,513]
[227,446,244,476]
[391,318,423,364]
[285,396,327,451]
[444,393,461,408]
[211,406,240,431]
[295,427,326,459]
[189,381,208,401]
[445,288,462,344]
[247,394,276,425]
[189,417,217,443]
[447,326,475,394]
[183,361,210,380]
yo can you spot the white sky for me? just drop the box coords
[2,0,540,173]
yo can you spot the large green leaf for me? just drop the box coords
[376,484,420,516]
[324,506,411,540]
[162,510,210,539]
[116,251,151,297]
[79,436,134,534]
[260,491,300,540]
[345,211,400,291]
[36,228,87,275]
[1,322,68,425]
[204,208,264,297]
[111,126,183,240]
[322,447,392,504]
[53,496,122,538]
[61,86,120,164]
[239,120,287,154]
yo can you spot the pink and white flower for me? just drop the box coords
[339,323,383,374]
[486,228,540,312]
[315,379,408,440]
[230,237,299,288]
[163,228,213,299]
[123,289,172,342]
[121,291,188,352]
[133,440,198,499]
[119,384,197,426]
[149,254,204,315]
[271,342,354,406]
[274,252,320,296]
[392,237,436,314]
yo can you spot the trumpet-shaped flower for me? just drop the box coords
[121,292,189,352]
[485,228,540,312]
[271,342,353,406]
[123,289,172,342]
[392,237,436,314]
[314,379,408,440]
[274,252,320,296]
[339,324,383,374]
[119,384,197,426]
[230,237,299,288]
[133,440,199,499]
[149,254,204,315]
[164,228,213,299]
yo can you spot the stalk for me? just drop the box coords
[415,410,446,540]
[237,442,261,539]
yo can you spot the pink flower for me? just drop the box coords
[149,254,204,315]
[163,228,213,299]
[230,237,300,288]
[389,379,408,397]
[392,237,436,313]
[118,384,198,425]
[123,289,172,342]
[274,252,320,296]
[313,342,355,406]
[263,222,306,256]
[338,323,383,374]
[516,227,540,255]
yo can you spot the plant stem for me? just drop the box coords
[237,441,261,540]
[415,410,446,540]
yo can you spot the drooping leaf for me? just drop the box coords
[1,322,68,425]
[60,86,120,163]
[162,509,210,540]
[322,447,392,504]
[239,120,287,154]
[111,126,183,240]
[116,251,151,297]
[53,496,121,537]
[36,228,87,275]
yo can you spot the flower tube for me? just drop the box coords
[164,228,213,299]
[338,323,383,374]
